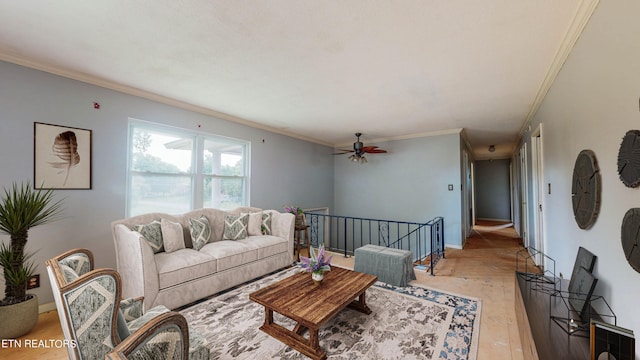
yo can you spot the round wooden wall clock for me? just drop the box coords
[621,208,640,273]
[571,150,601,230]
[617,130,640,187]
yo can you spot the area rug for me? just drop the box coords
[180,267,481,359]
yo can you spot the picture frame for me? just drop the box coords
[568,266,598,322]
[34,122,92,189]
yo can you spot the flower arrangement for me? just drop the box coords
[283,206,304,215]
[284,205,305,227]
[300,244,332,275]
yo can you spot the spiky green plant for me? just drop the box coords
[0,182,63,305]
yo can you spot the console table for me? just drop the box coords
[515,272,592,360]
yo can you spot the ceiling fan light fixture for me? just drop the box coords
[337,132,387,164]
[348,153,367,163]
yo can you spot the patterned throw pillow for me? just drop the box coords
[189,215,211,251]
[223,213,249,240]
[161,218,185,253]
[261,212,272,235]
[133,220,164,253]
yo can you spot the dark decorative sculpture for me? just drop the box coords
[617,130,640,188]
[571,150,601,230]
[621,208,640,273]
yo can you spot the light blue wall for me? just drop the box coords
[526,1,640,352]
[333,133,463,247]
[0,60,334,305]
[475,159,511,221]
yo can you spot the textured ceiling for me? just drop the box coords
[0,1,597,159]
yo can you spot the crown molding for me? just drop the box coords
[334,128,462,148]
[0,53,334,147]
[519,0,600,135]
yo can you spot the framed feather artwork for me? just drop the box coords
[34,122,92,189]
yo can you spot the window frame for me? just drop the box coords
[126,119,250,216]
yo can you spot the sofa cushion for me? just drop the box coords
[236,235,287,259]
[155,249,218,290]
[199,240,258,272]
[189,215,211,251]
[223,214,248,240]
[161,219,185,253]
[134,220,164,253]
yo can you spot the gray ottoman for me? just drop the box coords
[354,244,417,287]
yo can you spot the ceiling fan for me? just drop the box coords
[333,133,387,163]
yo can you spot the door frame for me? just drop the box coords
[520,143,529,249]
[462,149,473,244]
[531,124,545,267]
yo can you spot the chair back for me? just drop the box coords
[46,248,122,360]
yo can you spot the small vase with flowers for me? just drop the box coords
[300,245,332,285]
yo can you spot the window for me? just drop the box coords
[127,121,249,216]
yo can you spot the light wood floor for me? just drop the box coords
[2,221,531,359]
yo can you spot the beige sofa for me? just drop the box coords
[111,207,294,310]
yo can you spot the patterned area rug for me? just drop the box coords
[180,267,481,359]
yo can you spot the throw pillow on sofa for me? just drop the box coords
[160,218,185,253]
[247,211,261,236]
[189,215,211,251]
[261,212,272,235]
[223,213,249,240]
[247,211,272,236]
[133,220,164,253]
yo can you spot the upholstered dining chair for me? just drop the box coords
[46,248,208,360]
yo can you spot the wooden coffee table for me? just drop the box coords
[249,267,377,360]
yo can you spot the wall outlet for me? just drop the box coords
[448,184,454,191]
[27,274,40,289]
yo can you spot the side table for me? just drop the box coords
[294,225,310,261]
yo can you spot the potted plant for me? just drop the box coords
[284,206,305,228]
[0,182,63,339]
[299,245,332,285]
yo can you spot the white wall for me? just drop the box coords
[0,60,334,305]
[529,0,640,349]
[333,133,463,247]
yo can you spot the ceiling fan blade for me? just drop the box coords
[362,146,387,154]
[333,149,354,155]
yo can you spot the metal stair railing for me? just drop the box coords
[304,212,445,275]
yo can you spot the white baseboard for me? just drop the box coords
[39,302,56,313]
[445,244,462,250]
